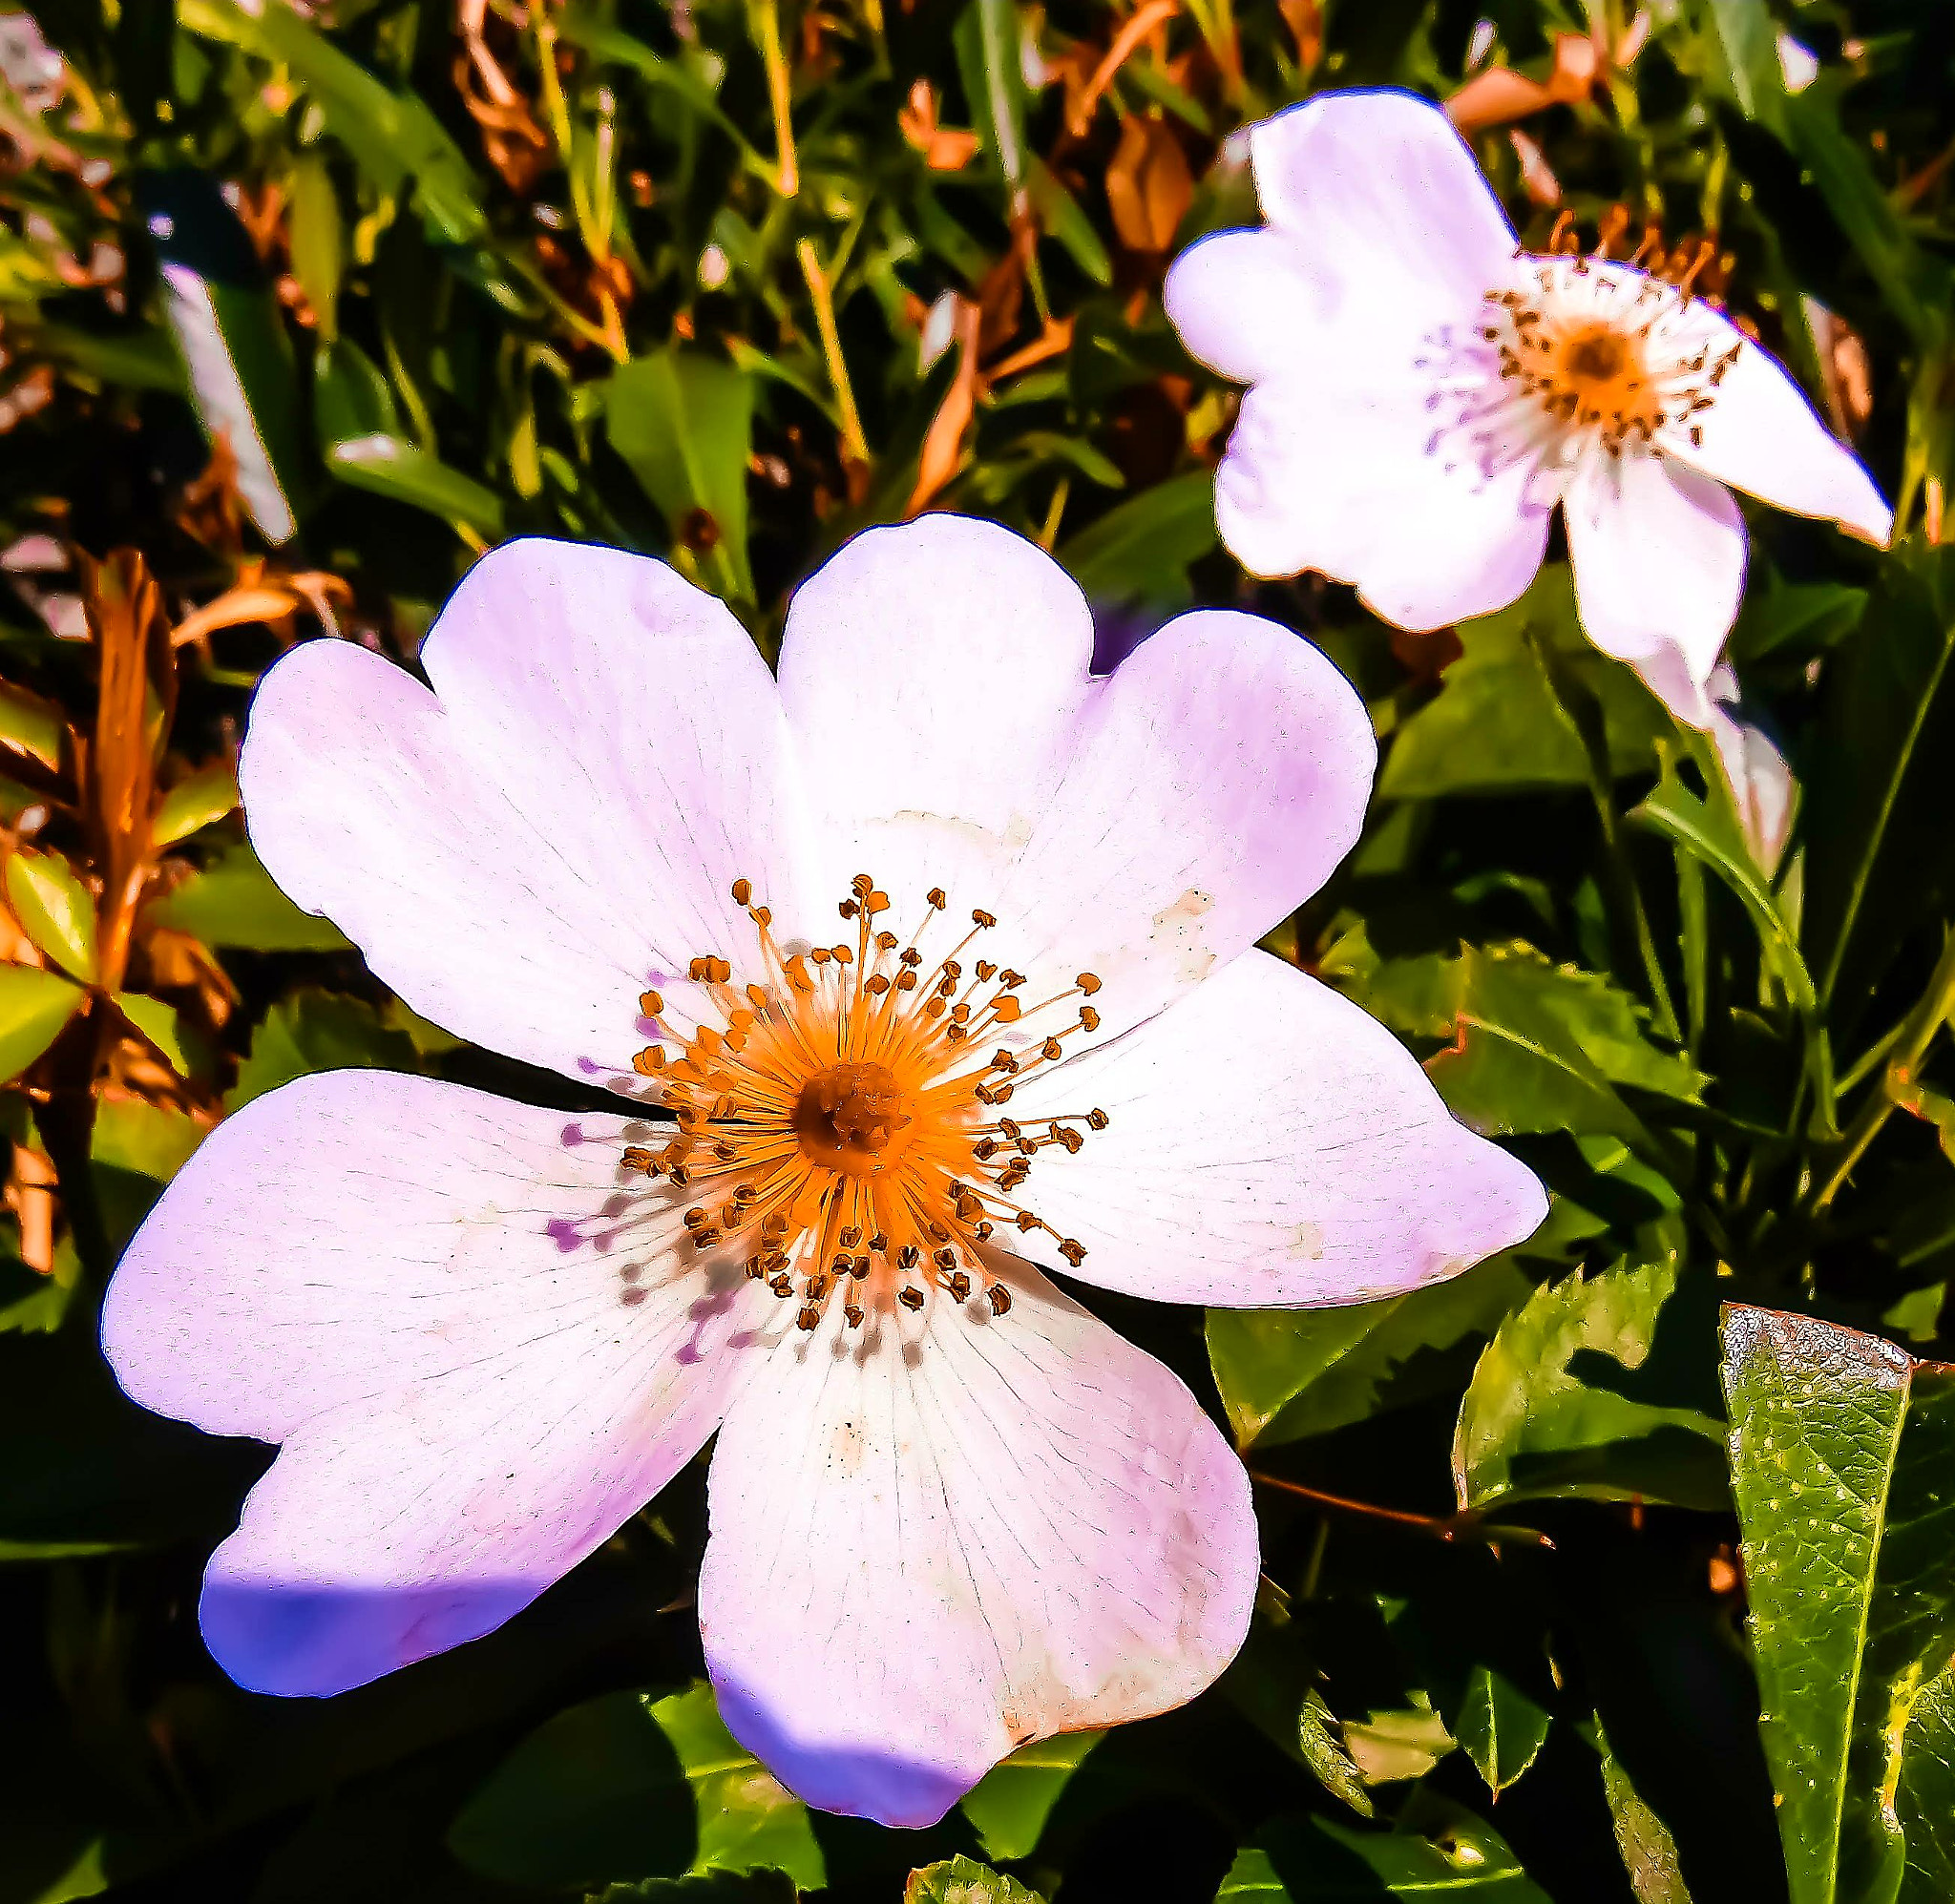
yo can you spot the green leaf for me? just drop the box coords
[0,967,84,1082]
[1057,470,1218,608]
[590,1876,799,1904]
[1802,547,1955,1031]
[225,990,421,1114]
[0,680,66,773]
[91,1098,204,1180]
[958,1729,1103,1860]
[1454,1261,1726,1512]
[1217,1805,1550,1899]
[953,0,1029,202]
[112,993,198,1078]
[449,1685,824,1893]
[142,841,350,952]
[1721,1305,1955,1904]
[287,151,343,344]
[1598,1722,1693,1904]
[1027,160,1112,285]
[905,1856,1043,1904]
[313,335,402,446]
[1381,568,1671,800]
[150,761,239,849]
[6,847,97,983]
[607,349,756,603]
[1453,1664,1551,1797]
[1206,1254,1530,1449]
[180,0,488,245]
[326,434,505,540]
[1296,1691,1375,1819]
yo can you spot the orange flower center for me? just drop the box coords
[617,874,1108,1331]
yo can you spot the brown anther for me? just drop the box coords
[621,1146,656,1173]
[900,949,922,968]
[633,1048,666,1077]
[986,1283,1012,1316]
[934,1246,958,1271]
[691,1228,722,1250]
[668,1164,691,1187]
[852,1256,871,1279]
[946,1271,973,1302]
[752,907,771,927]
[898,1286,925,1312]
[730,878,753,906]
[990,1082,1016,1103]
[942,961,962,982]
[810,948,831,966]
[769,1273,794,1297]
[897,971,918,991]
[1000,970,1025,989]
[898,1245,922,1269]
[992,997,1021,1024]
[999,1119,1021,1140]
[972,909,998,929]
[746,1256,766,1279]
[1059,1238,1087,1266]
[876,932,898,952]
[640,990,665,1017]
[797,1305,821,1331]
[951,1003,972,1024]
[927,888,947,910]
[926,1221,951,1243]
[974,1139,999,1161]
[808,1274,830,1300]
[831,1254,854,1279]
[839,899,858,919]
[1087,1109,1109,1129]
[869,1232,888,1252]
[683,1207,707,1228]
[867,975,891,996]
[831,945,853,965]
[845,1303,865,1328]
[840,1226,862,1248]
[851,874,875,898]
[1080,1006,1101,1032]
[1077,973,1102,994]
[1041,1037,1062,1060]
[1016,1211,1040,1232]
[975,960,997,981]
[866,891,891,914]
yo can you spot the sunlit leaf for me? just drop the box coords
[0,967,84,1082]
[5,847,97,984]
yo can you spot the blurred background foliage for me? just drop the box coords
[0,0,1953,1899]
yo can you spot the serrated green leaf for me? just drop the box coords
[1452,1665,1551,1797]
[1455,1262,1725,1512]
[905,1855,1043,1904]
[1207,1254,1530,1449]
[958,1728,1103,1860]
[224,990,420,1114]
[5,848,96,983]
[1721,1305,1955,1904]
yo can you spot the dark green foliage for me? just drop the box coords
[0,1,1953,1900]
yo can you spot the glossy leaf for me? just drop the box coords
[450,1685,824,1893]
[1217,1805,1550,1900]
[141,841,351,952]
[959,1730,1104,1860]
[149,761,240,849]
[1453,1665,1551,1797]
[0,966,84,1082]
[113,993,198,1078]
[224,990,421,1114]
[1058,469,1218,608]
[906,1856,1043,1904]
[1599,1723,1693,1904]
[1455,1262,1725,1511]
[326,434,505,540]
[5,847,97,983]
[1722,1306,1955,1904]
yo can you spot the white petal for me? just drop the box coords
[1163,227,1323,387]
[1566,453,1748,730]
[101,1069,759,1693]
[1248,90,1518,314]
[1709,702,1796,876]
[697,1266,1256,1828]
[775,514,1097,910]
[1215,378,1552,623]
[241,539,824,1083]
[1666,310,1892,545]
[1006,950,1545,1306]
[783,519,1379,1039]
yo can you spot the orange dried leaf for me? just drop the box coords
[1105,114,1193,255]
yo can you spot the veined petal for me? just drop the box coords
[1248,90,1518,314]
[1567,453,1748,731]
[1663,311,1892,545]
[1215,378,1552,623]
[241,538,824,1083]
[781,520,1377,1039]
[1007,950,1545,1306]
[101,1069,760,1693]
[776,513,1097,910]
[696,1265,1256,1828]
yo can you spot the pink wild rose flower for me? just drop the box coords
[100,518,1545,1828]
[1163,88,1892,730]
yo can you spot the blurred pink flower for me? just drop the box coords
[100,518,1544,1827]
[1164,89,1892,729]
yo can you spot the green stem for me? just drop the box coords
[1813,929,1955,1213]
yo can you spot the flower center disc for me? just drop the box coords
[793,1061,916,1177]
[1555,323,1651,422]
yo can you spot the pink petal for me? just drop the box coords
[1248,89,1518,315]
[241,538,823,1083]
[1163,227,1321,387]
[781,520,1378,1038]
[1214,379,1552,619]
[101,1069,759,1693]
[1005,950,1546,1306]
[696,1265,1256,1828]
[1566,453,1748,730]
[1663,311,1892,545]
[775,514,1097,910]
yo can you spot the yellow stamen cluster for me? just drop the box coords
[616,874,1108,1330]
